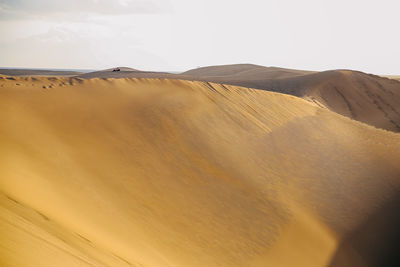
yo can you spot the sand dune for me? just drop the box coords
[0,192,131,267]
[181,65,400,132]
[71,64,400,132]
[1,76,400,266]
[383,75,400,81]
[77,67,173,80]
[182,64,314,79]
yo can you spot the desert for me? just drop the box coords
[1,0,400,266]
[1,70,400,266]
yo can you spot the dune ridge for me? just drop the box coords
[3,64,400,133]
[180,65,400,133]
[383,75,400,81]
[182,64,314,79]
[1,76,400,266]
[75,63,400,132]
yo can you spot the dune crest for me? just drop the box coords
[3,64,400,133]
[181,65,400,133]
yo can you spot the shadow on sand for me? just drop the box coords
[329,192,400,267]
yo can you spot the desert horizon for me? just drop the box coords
[1,64,399,76]
[1,0,400,266]
[1,64,400,267]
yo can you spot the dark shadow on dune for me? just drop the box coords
[329,192,400,267]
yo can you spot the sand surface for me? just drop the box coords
[1,76,400,266]
[181,65,400,133]
[77,64,400,132]
[182,64,314,79]
[4,65,400,133]
[383,75,400,81]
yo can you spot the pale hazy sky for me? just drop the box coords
[0,0,399,74]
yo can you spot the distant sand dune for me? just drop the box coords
[1,76,400,266]
[76,64,400,132]
[3,65,399,133]
[182,64,314,79]
[383,75,400,81]
[181,65,400,133]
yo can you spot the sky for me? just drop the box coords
[0,0,399,74]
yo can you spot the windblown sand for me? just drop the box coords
[1,76,400,267]
[183,65,400,133]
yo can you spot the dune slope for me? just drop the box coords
[182,65,400,132]
[78,64,400,132]
[259,70,400,133]
[1,77,400,267]
[383,75,400,81]
[77,67,173,80]
[182,64,314,79]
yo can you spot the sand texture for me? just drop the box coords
[182,65,400,133]
[1,76,400,266]
[81,64,400,132]
[4,64,400,132]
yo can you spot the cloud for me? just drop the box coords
[0,0,171,20]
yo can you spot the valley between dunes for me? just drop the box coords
[1,76,400,267]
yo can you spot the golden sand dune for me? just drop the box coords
[181,65,400,132]
[1,76,400,267]
[77,63,400,132]
[6,64,398,132]
[266,70,400,133]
